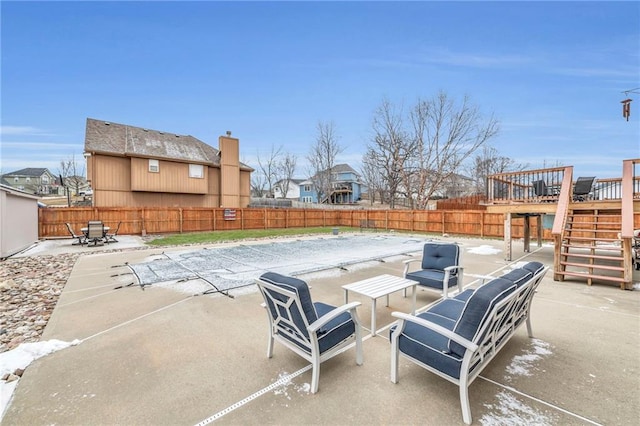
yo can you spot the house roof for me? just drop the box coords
[4,168,51,177]
[330,164,357,174]
[84,118,252,170]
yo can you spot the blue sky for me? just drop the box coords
[1,1,639,180]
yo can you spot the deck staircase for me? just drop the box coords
[556,208,628,288]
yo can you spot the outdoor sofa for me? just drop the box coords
[390,261,548,424]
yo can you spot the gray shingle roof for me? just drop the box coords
[4,168,49,177]
[84,118,251,170]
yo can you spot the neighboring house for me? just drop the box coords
[299,164,363,204]
[1,168,59,195]
[84,118,253,208]
[0,184,39,258]
[273,178,305,199]
[432,173,476,199]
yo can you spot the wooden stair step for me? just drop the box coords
[566,220,621,225]
[556,270,626,283]
[563,236,620,242]
[560,261,624,272]
[561,245,623,252]
[560,252,624,261]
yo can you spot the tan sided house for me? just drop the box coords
[84,118,253,207]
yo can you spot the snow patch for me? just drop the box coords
[272,371,311,401]
[467,245,502,255]
[480,391,554,425]
[1,339,81,420]
[505,339,552,379]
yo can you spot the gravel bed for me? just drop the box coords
[0,253,82,354]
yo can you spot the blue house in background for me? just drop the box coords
[299,164,364,204]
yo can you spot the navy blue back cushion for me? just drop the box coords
[421,243,459,272]
[260,272,318,337]
[523,261,545,276]
[449,278,516,357]
[500,269,532,287]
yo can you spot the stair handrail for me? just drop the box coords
[620,159,637,239]
[552,166,574,237]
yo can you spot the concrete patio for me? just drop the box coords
[2,233,639,425]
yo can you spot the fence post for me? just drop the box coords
[179,208,183,234]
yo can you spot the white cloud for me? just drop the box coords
[0,126,50,136]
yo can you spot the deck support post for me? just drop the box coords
[504,213,512,261]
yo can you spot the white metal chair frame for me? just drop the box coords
[256,277,363,393]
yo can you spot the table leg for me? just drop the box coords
[344,290,348,305]
[371,298,377,337]
[411,285,417,315]
[385,294,389,307]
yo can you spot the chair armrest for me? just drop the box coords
[391,312,478,352]
[402,258,421,276]
[308,301,362,334]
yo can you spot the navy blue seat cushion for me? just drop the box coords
[405,269,458,290]
[260,272,318,339]
[425,297,467,326]
[523,261,545,276]
[391,311,463,379]
[314,302,356,353]
[500,269,532,287]
[449,278,516,357]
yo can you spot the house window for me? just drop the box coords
[189,164,204,179]
[304,185,311,192]
[42,175,49,184]
[26,177,31,182]
[149,159,159,173]
[302,196,312,203]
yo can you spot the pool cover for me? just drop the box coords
[127,234,431,294]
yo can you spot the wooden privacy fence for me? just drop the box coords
[40,207,556,241]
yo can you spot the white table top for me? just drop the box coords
[342,274,416,299]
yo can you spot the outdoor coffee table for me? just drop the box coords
[342,274,417,337]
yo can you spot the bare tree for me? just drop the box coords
[468,145,528,194]
[360,150,385,205]
[273,153,297,199]
[307,121,343,204]
[250,172,268,198]
[58,154,85,196]
[367,93,499,209]
[256,145,283,198]
[366,99,417,208]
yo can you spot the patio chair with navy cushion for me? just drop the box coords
[255,272,363,393]
[403,242,463,299]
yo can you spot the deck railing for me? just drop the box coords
[487,166,568,204]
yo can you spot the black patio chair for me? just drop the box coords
[65,222,87,245]
[105,221,121,244]
[573,177,596,201]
